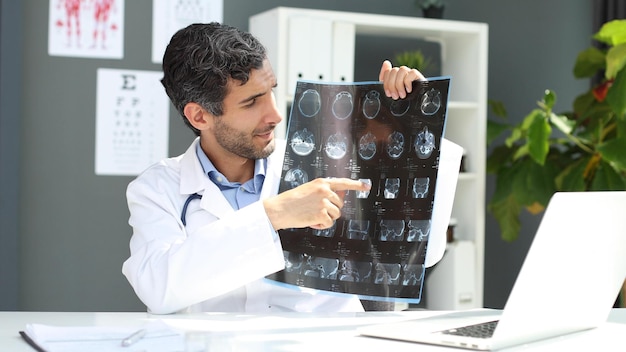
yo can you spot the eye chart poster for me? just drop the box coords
[266,78,450,303]
[48,0,124,59]
[95,68,170,176]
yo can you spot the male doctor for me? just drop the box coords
[122,22,425,314]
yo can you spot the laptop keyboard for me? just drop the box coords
[441,320,499,339]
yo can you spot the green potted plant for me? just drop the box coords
[394,49,436,76]
[487,19,626,307]
[486,19,626,243]
[416,0,445,19]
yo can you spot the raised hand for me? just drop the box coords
[378,60,426,100]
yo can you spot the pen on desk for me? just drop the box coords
[121,328,147,347]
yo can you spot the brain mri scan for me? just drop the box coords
[402,264,424,286]
[420,88,442,115]
[284,167,308,188]
[386,131,405,160]
[298,89,321,117]
[379,219,405,241]
[374,263,401,285]
[384,178,401,199]
[346,219,370,240]
[407,219,431,242]
[390,99,410,117]
[338,260,372,283]
[274,78,450,302]
[412,177,430,199]
[356,179,372,199]
[414,126,436,159]
[303,256,338,279]
[338,260,359,282]
[284,251,304,273]
[331,91,353,120]
[362,90,381,119]
[290,128,316,156]
[324,132,348,159]
[358,132,377,161]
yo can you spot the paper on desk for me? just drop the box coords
[22,320,184,352]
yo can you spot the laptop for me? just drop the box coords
[359,191,626,350]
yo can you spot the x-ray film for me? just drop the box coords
[266,78,450,304]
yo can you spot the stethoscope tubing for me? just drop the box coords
[181,193,202,226]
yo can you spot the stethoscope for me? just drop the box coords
[181,193,202,226]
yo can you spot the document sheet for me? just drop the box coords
[20,321,184,352]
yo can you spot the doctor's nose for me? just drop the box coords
[266,97,283,125]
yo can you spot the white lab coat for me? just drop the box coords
[122,137,364,314]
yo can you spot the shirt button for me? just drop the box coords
[216,176,223,183]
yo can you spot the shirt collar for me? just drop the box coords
[195,142,266,190]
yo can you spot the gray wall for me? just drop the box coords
[0,0,22,311]
[1,0,592,311]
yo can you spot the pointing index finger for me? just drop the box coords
[326,178,372,192]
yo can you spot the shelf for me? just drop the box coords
[457,172,477,181]
[448,101,480,110]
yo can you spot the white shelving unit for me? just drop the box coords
[250,7,488,310]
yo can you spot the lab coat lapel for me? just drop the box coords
[198,181,233,219]
[179,138,234,219]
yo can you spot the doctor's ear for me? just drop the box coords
[183,102,211,131]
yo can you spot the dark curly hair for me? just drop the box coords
[161,23,267,136]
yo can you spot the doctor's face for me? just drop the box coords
[211,59,282,160]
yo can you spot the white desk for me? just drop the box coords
[2,309,626,351]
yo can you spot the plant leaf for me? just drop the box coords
[605,43,626,79]
[490,163,518,204]
[487,144,516,174]
[487,194,521,242]
[511,160,532,205]
[488,99,508,118]
[505,126,523,147]
[591,160,626,190]
[512,143,529,160]
[527,113,551,165]
[542,89,556,110]
[521,109,542,130]
[593,19,626,46]
[573,47,606,78]
[606,67,626,116]
[506,109,542,148]
[597,137,626,171]
[617,113,626,136]
[549,112,575,135]
[487,120,510,146]
[525,160,558,205]
[573,90,595,116]
[525,202,545,215]
[510,158,556,207]
[556,157,589,191]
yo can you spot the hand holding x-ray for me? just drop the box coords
[264,178,371,231]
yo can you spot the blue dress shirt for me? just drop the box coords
[196,142,266,210]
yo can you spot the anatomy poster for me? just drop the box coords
[48,0,124,59]
[267,78,450,303]
[151,0,224,63]
[95,68,170,176]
